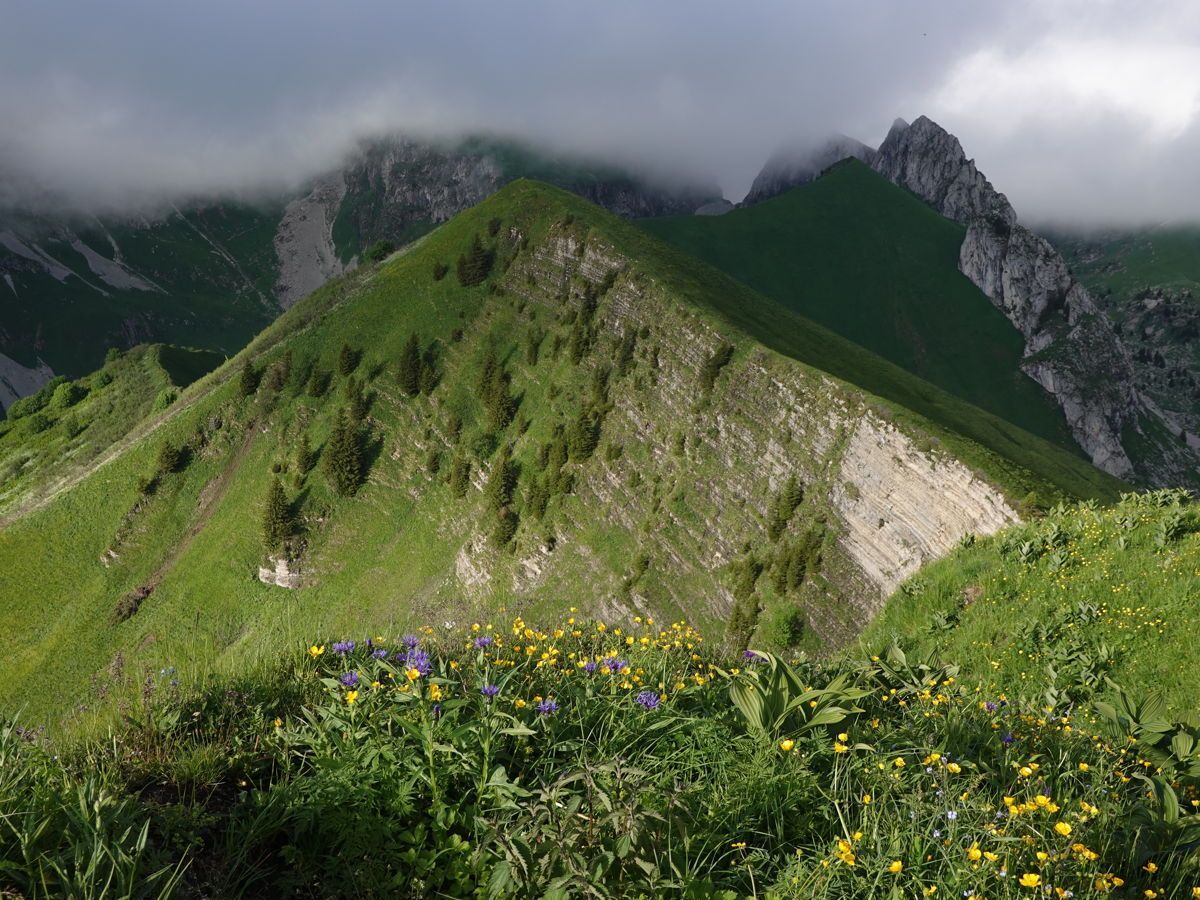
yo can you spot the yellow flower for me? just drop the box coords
[1144,862,1158,874]
[862,793,872,805]
[731,841,746,850]
[833,742,849,753]
[1079,762,1090,772]
[308,644,325,658]
[1018,766,1034,777]
[779,739,795,752]
[1054,821,1072,836]
[947,762,962,774]
[966,845,982,862]
[923,887,937,897]
[515,698,527,709]
[273,717,282,728]
[428,683,443,701]
[345,690,359,705]
[888,860,903,874]
[1019,873,1041,888]
[893,757,906,768]
[406,667,421,681]
[837,732,849,742]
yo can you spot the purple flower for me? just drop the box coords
[536,699,559,716]
[339,672,359,687]
[583,661,599,675]
[603,657,628,674]
[474,635,494,649]
[431,703,443,719]
[985,701,998,712]
[946,810,958,821]
[332,640,356,655]
[481,684,500,700]
[1001,733,1015,745]
[635,691,660,710]
[372,648,388,659]
[393,647,432,675]
[402,634,420,650]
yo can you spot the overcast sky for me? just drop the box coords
[3,0,1199,226]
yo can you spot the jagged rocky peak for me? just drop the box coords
[870,115,1016,227]
[743,134,877,204]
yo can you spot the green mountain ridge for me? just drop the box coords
[0,179,1119,731]
[640,159,1082,454]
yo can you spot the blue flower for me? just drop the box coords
[402,634,420,650]
[583,661,598,675]
[332,640,356,655]
[339,672,359,687]
[1001,732,1015,745]
[536,699,559,716]
[481,684,500,700]
[474,635,494,649]
[372,648,388,659]
[635,691,660,710]
[946,810,958,821]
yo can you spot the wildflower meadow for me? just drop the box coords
[2,613,1200,898]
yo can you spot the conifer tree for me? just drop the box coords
[337,342,360,377]
[238,361,259,397]
[456,234,494,286]
[296,432,314,474]
[399,333,421,396]
[156,441,181,476]
[322,411,364,496]
[262,478,293,551]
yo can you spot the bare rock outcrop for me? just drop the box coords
[258,556,302,589]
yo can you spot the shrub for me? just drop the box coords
[237,361,260,397]
[50,381,87,410]
[432,261,449,281]
[399,334,421,397]
[261,478,294,552]
[156,442,181,476]
[699,342,735,395]
[363,239,396,263]
[337,343,360,378]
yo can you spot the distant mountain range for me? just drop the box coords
[0,135,720,406]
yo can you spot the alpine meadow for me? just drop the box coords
[4,4,1200,898]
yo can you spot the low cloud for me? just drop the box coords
[2,1,1198,225]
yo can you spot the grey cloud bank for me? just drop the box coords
[1,0,1198,225]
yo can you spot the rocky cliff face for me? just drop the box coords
[868,116,1197,485]
[743,135,877,205]
[492,222,1020,637]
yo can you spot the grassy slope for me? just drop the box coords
[640,160,1082,454]
[0,181,1119,730]
[0,344,221,509]
[1054,225,1200,300]
[863,490,1200,712]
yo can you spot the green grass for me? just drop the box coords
[3,615,1198,898]
[640,159,1083,454]
[1054,225,1200,300]
[862,490,1200,712]
[0,180,1120,733]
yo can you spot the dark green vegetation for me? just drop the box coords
[1054,226,1200,441]
[0,203,282,379]
[0,180,1126,734]
[864,489,1200,712]
[6,617,1200,898]
[641,159,1083,454]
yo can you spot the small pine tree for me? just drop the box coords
[449,457,472,498]
[432,261,449,281]
[261,478,293,552]
[567,406,603,461]
[490,506,519,547]
[399,334,421,397]
[419,346,438,395]
[485,446,518,512]
[322,411,364,496]
[456,235,494,287]
[526,477,549,520]
[238,361,260,397]
[344,377,368,422]
[296,432,314,474]
[337,343,360,378]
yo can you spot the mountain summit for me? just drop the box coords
[741,116,1200,487]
